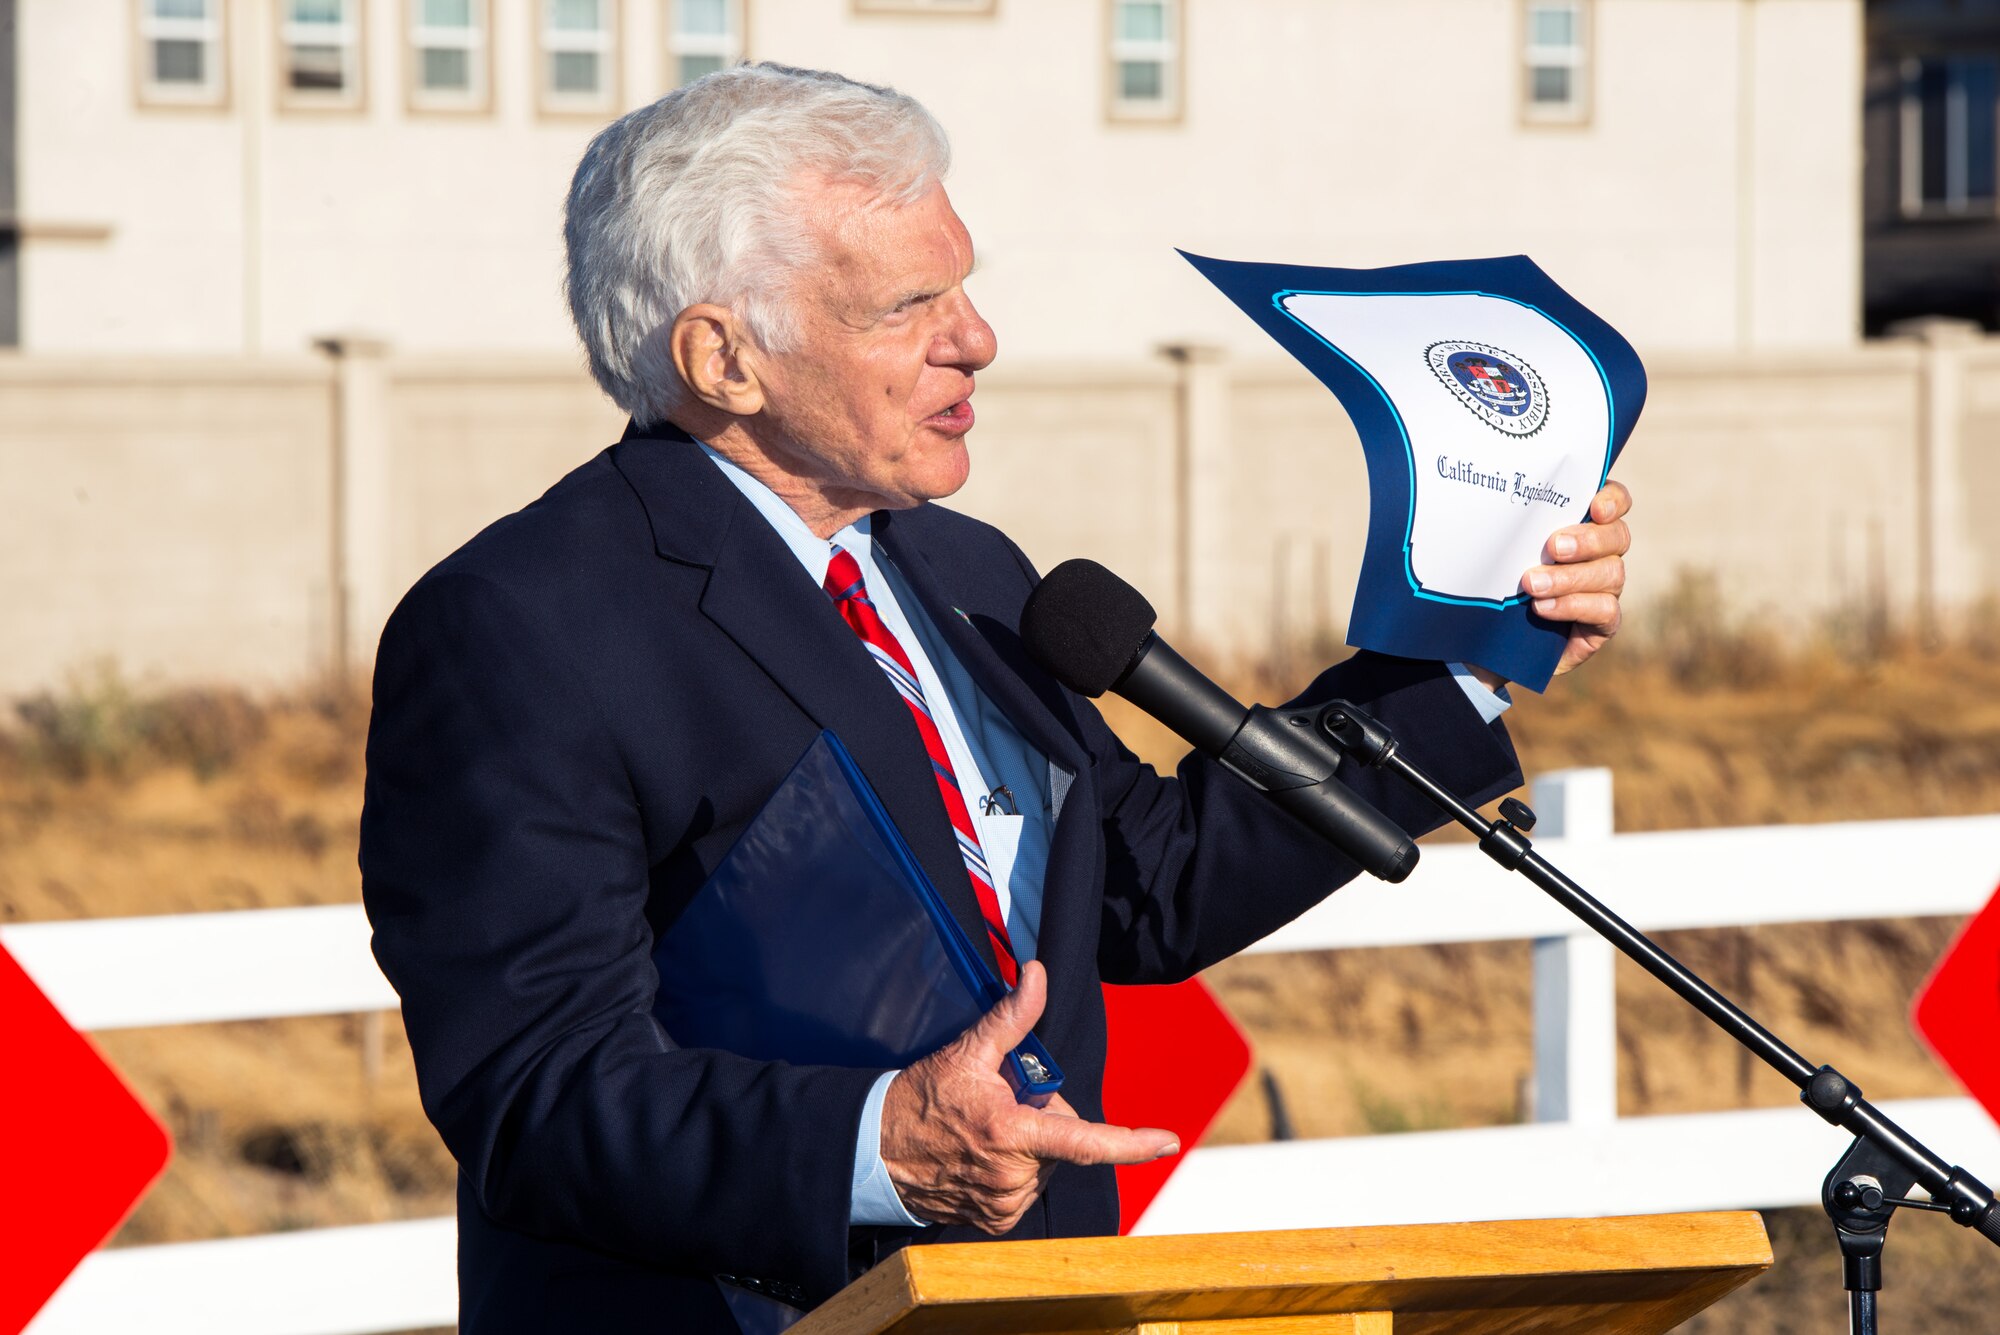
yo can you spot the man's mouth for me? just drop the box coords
[927,398,975,433]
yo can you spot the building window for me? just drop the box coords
[667,0,743,88]
[1107,0,1179,123]
[280,0,364,108]
[408,0,489,111]
[1901,56,2000,218]
[138,0,227,106]
[1522,0,1589,125]
[540,0,618,114]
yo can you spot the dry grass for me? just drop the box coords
[1141,632,2000,1154]
[6,620,2000,1329]
[1101,620,2000,1331]
[0,669,455,1245]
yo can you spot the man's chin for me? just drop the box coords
[915,442,973,503]
[832,441,974,513]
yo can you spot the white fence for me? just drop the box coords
[9,769,2000,1334]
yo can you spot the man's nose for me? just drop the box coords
[934,292,998,372]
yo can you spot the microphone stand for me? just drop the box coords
[1311,699,2000,1335]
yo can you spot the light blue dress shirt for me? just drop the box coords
[697,444,1509,1228]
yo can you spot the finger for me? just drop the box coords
[980,1180,1044,1230]
[976,1200,1038,1238]
[1530,591,1624,632]
[958,959,1048,1066]
[1522,555,1624,600]
[1542,517,1630,564]
[1591,479,1633,523]
[1555,624,1617,676]
[1030,1096,1080,1198]
[1022,1112,1179,1168]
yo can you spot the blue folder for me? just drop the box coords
[650,730,1062,1104]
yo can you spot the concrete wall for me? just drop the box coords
[14,0,1862,363]
[378,357,625,630]
[3,331,1988,697]
[1,358,338,690]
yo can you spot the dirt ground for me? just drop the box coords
[6,626,2000,1330]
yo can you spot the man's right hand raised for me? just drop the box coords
[878,960,1180,1235]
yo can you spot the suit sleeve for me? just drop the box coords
[360,571,879,1303]
[1084,649,1522,984]
[985,530,1520,984]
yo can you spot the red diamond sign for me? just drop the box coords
[0,940,171,1334]
[1913,884,2000,1130]
[1099,978,1251,1234]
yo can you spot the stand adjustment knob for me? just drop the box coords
[1803,1066,1862,1123]
[1498,797,1537,832]
[1835,1180,1887,1213]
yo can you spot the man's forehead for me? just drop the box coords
[804,177,975,284]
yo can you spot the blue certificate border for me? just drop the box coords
[1182,251,1647,691]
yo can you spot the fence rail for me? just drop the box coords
[10,769,1999,1334]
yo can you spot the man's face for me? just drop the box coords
[747,180,997,513]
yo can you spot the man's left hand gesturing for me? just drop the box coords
[1523,479,1632,679]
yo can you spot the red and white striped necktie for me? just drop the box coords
[822,545,1020,986]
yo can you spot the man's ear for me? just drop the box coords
[668,304,767,416]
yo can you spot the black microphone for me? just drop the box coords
[1021,559,1419,883]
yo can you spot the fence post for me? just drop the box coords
[1529,768,1618,1125]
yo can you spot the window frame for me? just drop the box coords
[135,0,230,110]
[276,0,368,114]
[537,0,623,119]
[1104,0,1181,126]
[405,0,492,115]
[664,0,746,90]
[1520,0,1592,129]
[1899,53,2000,220]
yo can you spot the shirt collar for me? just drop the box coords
[698,442,872,580]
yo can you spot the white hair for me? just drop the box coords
[563,63,952,426]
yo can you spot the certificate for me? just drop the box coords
[1185,252,1646,691]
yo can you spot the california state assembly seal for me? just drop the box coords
[1424,340,1549,437]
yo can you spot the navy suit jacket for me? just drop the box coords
[359,421,1522,1333]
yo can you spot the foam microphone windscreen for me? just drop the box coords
[1020,559,1159,698]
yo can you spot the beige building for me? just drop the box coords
[18,0,1978,701]
[7,0,1861,361]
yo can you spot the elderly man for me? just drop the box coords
[360,64,1632,1334]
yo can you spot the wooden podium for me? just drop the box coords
[792,1212,1771,1335]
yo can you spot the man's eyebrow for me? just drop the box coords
[875,256,979,314]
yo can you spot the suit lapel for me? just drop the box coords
[615,425,1000,976]
[875,511,1088,777]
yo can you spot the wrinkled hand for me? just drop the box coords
[880,961,1179,1235]
[1521,479,1632,679]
